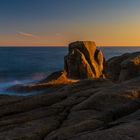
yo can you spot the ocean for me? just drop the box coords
[0,46,140,95]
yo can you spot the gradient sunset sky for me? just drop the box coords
[0,0,140,46]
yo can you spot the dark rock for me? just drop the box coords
[1,77,140,139]
[107,52,140,82]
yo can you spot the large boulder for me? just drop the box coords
[64,41,105,79]
[107,52,140,82]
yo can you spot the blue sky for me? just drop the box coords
[0,0,140,46]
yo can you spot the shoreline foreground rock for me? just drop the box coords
[2,41,140,139]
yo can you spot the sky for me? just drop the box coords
[0,0,140,46]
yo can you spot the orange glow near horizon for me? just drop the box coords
[0,19,140,47]
[0,33,140,47]
[1,0,140,47]
[1,20,140,47]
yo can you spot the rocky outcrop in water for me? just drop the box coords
[64,41,105,79]
[107,52,140,82]
[7,41,105,92]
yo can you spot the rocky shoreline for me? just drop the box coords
[1,41,140,140]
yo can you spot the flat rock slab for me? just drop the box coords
[0,78,140,139]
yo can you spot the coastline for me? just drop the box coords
[0,41,140,139]
[0,77,140,139]
[0,46,140,95]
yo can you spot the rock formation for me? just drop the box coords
[107,52,140,82]
[64,41,105,79]
[7,41,105,92]
[2,42,140,139]
[1,77,140,139]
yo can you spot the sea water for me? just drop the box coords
[0,46,140,95]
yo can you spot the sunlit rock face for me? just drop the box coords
[107,52,140,82]
[64,41,105,79]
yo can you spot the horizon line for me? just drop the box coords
[0,45,140,47]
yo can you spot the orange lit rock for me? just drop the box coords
[64,41,105,79]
